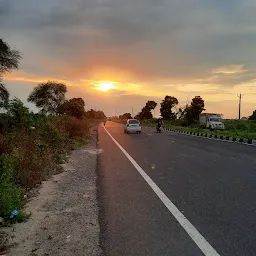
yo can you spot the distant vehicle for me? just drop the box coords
[156,119,163,133]
[156,124,162,133]
[124,119,142,134]
[199,113,225,130]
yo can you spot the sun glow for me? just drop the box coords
[97,82,115,92]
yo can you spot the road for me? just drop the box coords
[97,122,256,256]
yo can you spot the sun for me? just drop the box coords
[97,82,114,92]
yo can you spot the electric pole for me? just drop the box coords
[237,93,244,120]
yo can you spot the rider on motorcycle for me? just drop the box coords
[156,118,163,131]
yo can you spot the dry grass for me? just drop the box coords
[0,115,91,217]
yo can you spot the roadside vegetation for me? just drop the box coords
[115,92,256,140]
[0,39,106,221]
[142,119,256,140]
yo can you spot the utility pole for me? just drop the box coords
[132,108,134,118]
[237,93,244,120]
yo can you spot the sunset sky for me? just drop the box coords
[1,0,256,118]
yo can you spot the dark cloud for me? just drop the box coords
[0,1,11,17]
[2,0,256,98]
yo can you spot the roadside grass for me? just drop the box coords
[0,115,98,220]
[0,155,22,219]
[142,119,256,140]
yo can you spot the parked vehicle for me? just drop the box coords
[124,119,142,134]
[199,113,225,130]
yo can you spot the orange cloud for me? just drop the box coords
[5,71,78,86]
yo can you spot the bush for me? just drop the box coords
[0,115,90,189]
[0,134,10,155]
[55,116,89,140]
[0,114,91,217]
[0,155,22,217]
[33,116,67,153]
[0,114,11,134]
[9,131,55,188]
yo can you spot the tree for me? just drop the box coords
[28,81,67,114]
[58,98,85,119]
[136,100,157,120]
[0,39,21,110]
[146,101,157,110]
[0,83,9,109]
[183,96,205,125]
[183,106,194,125]
[0,38,21,77]
[85,109,106,119]
[86,109,96,119]
[95,110,106,119]
[160,96,178,120]
[8,98,32,128]
[119,113,132,120]
[249,110,256,121]
[176,106,187,120]
[191,96,205,121]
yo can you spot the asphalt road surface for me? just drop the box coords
[97,122,256,256]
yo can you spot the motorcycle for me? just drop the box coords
[156,124,162,133]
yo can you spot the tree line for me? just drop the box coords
[123,97,256,124]
[27,81,106,119]
[0,38,106,120]
[131,96,206,125]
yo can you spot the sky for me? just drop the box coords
[0,0,256,118]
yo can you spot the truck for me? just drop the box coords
[199,113,225,130]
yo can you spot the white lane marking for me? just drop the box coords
[103,126,220,256]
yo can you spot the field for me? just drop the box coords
[143,119,256,140]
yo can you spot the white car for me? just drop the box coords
[124,119,142,134]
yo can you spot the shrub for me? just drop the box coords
[55,116,89,140]
[0,155,22,217]
[0,134,10,156]
[9,131,55,188]
[33,116,67,153]
[0,114,91,217]
[0,114,11,134]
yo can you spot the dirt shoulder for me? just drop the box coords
[2,130,102,256]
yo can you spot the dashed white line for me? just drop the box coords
[103,126,220,256]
